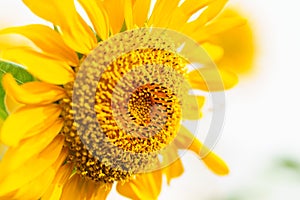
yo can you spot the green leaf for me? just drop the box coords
[0,59,34,120]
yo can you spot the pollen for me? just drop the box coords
[60,29,190,184]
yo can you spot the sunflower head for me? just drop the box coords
[60,28,214,183]
[0,0,254,199]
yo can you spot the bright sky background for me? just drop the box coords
[0,0,300,199]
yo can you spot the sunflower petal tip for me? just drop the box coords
[221,69,239,90]
[202,152,230,176]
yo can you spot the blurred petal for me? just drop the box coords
[22,0,97,54]
[60,174,85,200]
[188,68,238,91]
[86,180,111,200]
[0,119,63,173]
[60,174,112,200]
[208,8,255,74]
[0,104,61,146]
[167,8,187,30]
[161,144,184,184]
[149,0,181,27]
[0,34,35,52]
[42,163,74,200]
[124,0,134,30]
[117,170,162,199]
[202,42,224,62]
[201,149,230,176]
[2,74,66,105]
[0,25,79,66]
[182,95,205,120]
[180,0,215,18]
[0,135,64,196]
[0,192,15,200]
[168,0,214,29]
[0,142,7,158]
[194,0,228,26]
[183,0,228,34]
[191,17,246,43]
[174,125,196,153]
[132,0,151,27]
[4,94,23,114]
[78,0,110,40]
[175,126,229,175]
[1,47,75,85]
[163,159,184,185]
[11,148,68,199]
[102,0,125,34]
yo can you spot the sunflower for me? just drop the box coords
[0,0,248,199]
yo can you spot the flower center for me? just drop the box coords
[95,49,183,154]
[61,83,134,183]
[60,29,189,184]
[128,84,174,127]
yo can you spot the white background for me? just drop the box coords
[1,0,300,199]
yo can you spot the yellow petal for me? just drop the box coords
[163,159,184,185]
[0,25,79,66]
[180,0,215,18]
[191,17,247,43]
[208,8,255,74]
[188,68,238,91]
[60,174,83,200]
[60,174,112,200]
[181,0,232,40]
[0,142,7,158]
[1,47,75,85]
[182,95,205,120]
[0,135,64,196]
[161,143,178,166]
[0,192,15,200]
[84,179,111,200]
[2,73,66,105]
[117,170,162,199]
[42,163,74,200]
[167,8,187,30]
[174,126,197,153]
[49,148,69,171]
[132,0,151,27]
[11,168,56,199]
[201,150,230,176]
[22,0,97,54]
[0,104,61,146]
[168,0,214,29]
[201,42,224,62]
[11,148,68,199]
[183,0,228,34]
[4,93,23,114]
[148,0,181,27]
[175,126,229,175]
[89,183,112,200]
[0,34,35,52]
[0,119,63,174]
[102,0,125,34]
[78,0,109,40]
[124,0,134,30]
[161,144,184,184]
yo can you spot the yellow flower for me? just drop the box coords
[0,0,249,199]
[206,8,255,74]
